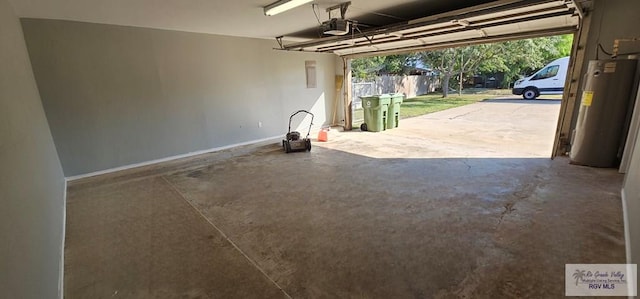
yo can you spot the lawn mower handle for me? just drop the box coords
[288,110,314,138]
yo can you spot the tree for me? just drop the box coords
[351,54,418,80]
[476,38,552,88]
[352,34,574,94]
[350,56,386,81]
[419,48,456,97]
[481,35,573,88]
[418,44,503,97]
[555,34,574,57]
[419,34,574,93]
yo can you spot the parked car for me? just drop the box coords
[512,56,569,100]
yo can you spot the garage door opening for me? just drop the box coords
[344,35,572,158]
[275,0,588,158]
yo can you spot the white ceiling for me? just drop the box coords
[8,0,433,40]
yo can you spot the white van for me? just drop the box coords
[512,56,569,100]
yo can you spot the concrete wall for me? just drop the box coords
[21,19,337,176]
[0,1,66,298]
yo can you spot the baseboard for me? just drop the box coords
[65,136,281,181]
[59,179,67,299]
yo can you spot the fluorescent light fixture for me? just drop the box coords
[264,0,313,16]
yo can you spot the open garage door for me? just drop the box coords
[278,0,581,57]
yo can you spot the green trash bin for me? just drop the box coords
[387,93,404,129]
[360,94,391,132]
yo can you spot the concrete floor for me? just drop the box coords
[65,98,626,298]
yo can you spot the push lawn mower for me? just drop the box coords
[282,110,313,153]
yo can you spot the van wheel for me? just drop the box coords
[523,88,538,100]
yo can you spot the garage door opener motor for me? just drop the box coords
[283,110,313,153]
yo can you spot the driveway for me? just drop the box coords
[325,97,561,158]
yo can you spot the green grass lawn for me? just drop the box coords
[399,94,490,118]
[353,92,498,126]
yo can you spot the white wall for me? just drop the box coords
[21,19,337,176]
[0,1,66,298]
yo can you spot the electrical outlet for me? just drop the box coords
[258,121,263,128]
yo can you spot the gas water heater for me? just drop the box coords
[570,58,637,167]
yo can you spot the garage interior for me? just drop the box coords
[2,0,640,298]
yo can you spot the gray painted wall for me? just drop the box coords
[21,19,337,176]
[0,1,66,298]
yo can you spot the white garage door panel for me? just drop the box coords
[485,15,578,36]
